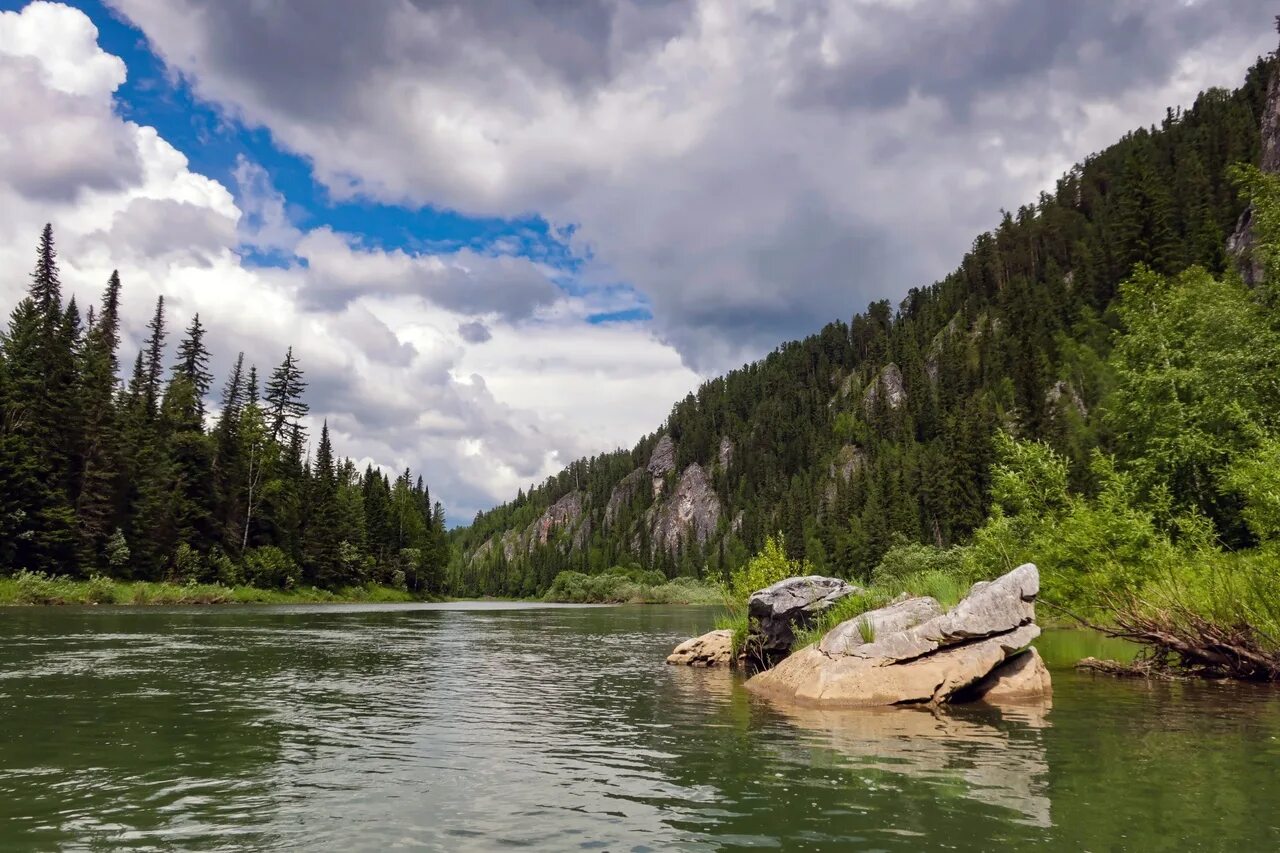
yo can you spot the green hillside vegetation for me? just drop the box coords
[451,56,1272,612]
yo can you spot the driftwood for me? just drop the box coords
[1047,595,1280,682]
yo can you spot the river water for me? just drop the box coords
[1,602,1277,851]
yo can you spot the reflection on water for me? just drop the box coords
[0,605,1278,851]
[771,702,1053,827]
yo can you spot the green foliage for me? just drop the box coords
[0,225,450,595]
[870,540,969,588]
[451,57,1271,599]
[0,573,418,607]
[242,546,300,590]
[543,566,720,604]
[723,534,806,608]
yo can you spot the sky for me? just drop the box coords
[0,0,1273,524]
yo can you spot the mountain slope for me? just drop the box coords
[447,56,1272,599]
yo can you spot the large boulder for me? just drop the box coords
[747,575,860,667]
[745,564,1049,708]
[843,563,1038,663]
[750,623,1040,707]
[666,629,734,667]
[818,595,943,656]
[964,647,1053,703]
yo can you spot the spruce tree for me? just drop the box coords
[264,347,307,442]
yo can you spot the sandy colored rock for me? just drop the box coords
[967,647,1052,703]
[817,596,943,657]
[666,629,733,667]
[746,623,1041,708]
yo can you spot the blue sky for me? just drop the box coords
[10,0,644,322]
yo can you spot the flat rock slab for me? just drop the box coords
[846,563,1039,664]
[666,629,733,667]
[747,623,1041,708]
[818,596,943,657]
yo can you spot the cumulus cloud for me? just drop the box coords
[0,1,700,521]
[109,0,1277,370]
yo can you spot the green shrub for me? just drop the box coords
[242,546,300,589]
[85,574,118,604]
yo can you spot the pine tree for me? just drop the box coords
[301,421,341,586]
[264,347,307,443]
[173,313,213,420]
[75,272,125,565]
[141,296,167,420]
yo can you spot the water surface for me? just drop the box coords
[1,603,1277,850]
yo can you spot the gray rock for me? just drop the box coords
[747,622,1041,708]
[846,563,1038,663]
[748,575,860,665]
[718,436,734,472]
[818,596,943,656]
[648,463,722,556]
[863,362,906,413]
[1229,38,1280,285]
[604,467,646,529]
[647,435,676,497]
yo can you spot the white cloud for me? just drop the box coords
[107,0,1277,370]
[0,2,700,521]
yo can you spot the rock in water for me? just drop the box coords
[747,576,860,667]
[964,647,1053,703]
[843,563,1038,663]
[745,564,1049,708]
[666,629,733,667]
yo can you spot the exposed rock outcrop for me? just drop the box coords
[746,564,1048,708]
[532,491,585,546]
[647,435,676,497]
[649,463,721,555]
[718,436,734,472]
[747,576,860,668]
[605,467,647,529]
[1046,380,1087,418]
[862,362,906,413]
[666,629,733,667]
[1229,41,1280,285]
[824,444,866,505]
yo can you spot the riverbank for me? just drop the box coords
[542,570,723,604]
[0,571,423,606]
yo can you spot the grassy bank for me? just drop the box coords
[543,568,722,604]
[0,571,422,606]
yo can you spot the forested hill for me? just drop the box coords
[448,56,1273,599]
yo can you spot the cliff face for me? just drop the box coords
[647,463,722,556]
[1230,46,1280,284]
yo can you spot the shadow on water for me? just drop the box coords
[1,605,1278,850]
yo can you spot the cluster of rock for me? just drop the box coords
[667,563,1050,708]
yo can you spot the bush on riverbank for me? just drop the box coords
[0,571,419,606]
[543,566,721,604]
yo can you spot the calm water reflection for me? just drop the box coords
[0,603,1277,850]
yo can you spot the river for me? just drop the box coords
[1,602,1277,850]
